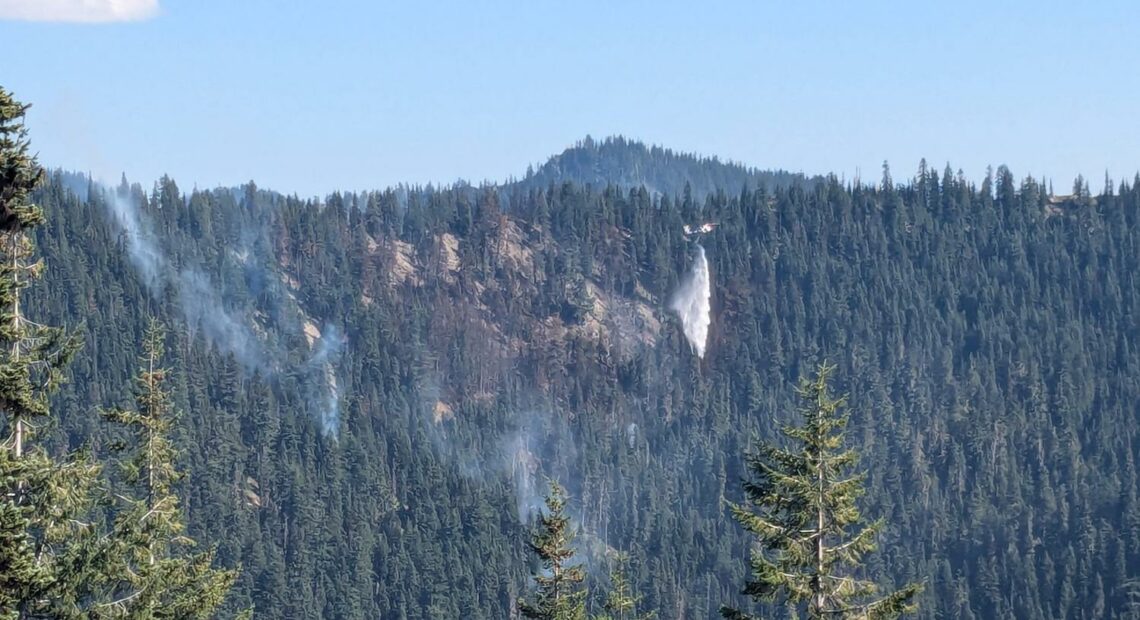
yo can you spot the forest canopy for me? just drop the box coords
[4,101,1138,618]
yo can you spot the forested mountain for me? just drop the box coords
[514,136,812,200]
[25,154,1140,618]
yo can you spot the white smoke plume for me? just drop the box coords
[177,268,266,371]
[307,325,345,438]
[102,185,343,437]
[669,244,711,358]
[106,190,267,371]
[415,385,620,572]
[107,190,165,289]
[507,433,544,520]
[420,395,573,523]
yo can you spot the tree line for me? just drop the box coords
[519,364,921,619]
[5,81,1140,617]
[1,86,236,618]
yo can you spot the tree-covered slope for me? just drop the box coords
[28,159,1140,619]
[514,136,812,200]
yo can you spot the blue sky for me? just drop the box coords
[1,0,1137,197]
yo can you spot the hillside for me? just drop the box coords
[513,135,813,200]
[26,161,1140,619]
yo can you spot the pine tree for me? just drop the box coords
[98,320,240,618]
[0,84,96,619]
[519,480,587,620]
[595,552,653,620]
[721,363,922,620]
[0,87,81,462]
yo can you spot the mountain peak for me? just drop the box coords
[517,135,811,200]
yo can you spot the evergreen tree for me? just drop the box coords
[595,552,653,620]
[98,320,239,618]
[0,84,95,619]
[722,363,922,620]
[520,481,587,620]
[10,126,1140,618]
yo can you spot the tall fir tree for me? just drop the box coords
[98,320,240,618]
[722,363,922,620]
[0,84,96,619]
[519,480,587,620]
[596,552,654,620]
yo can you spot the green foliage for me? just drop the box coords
[0,445,103,619]
[0,86,80,449]
[517,135,813,203]
[0,87,46,232]
[14,133,1140,618]
[595,553,653,620]
[1,86,238,620]
[722,364,921,619]
[0,84,98,620]
[520,481,587,620]
[103,321,181,504]
[97,320,239,618]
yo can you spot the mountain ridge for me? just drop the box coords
[512,135,813,200]
[26,150,1140,619]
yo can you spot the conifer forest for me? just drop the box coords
[2,81,1139,618]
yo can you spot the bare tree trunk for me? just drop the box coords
[11,235,22,459]
[814,426,826,617]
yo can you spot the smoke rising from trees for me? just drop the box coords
[102,187,344,436]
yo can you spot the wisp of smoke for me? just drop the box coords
[669,244,711,358]
[426,401,571,523]
[103,186,344,437]
[108,191,166,289]
[507,433,544,521]
[177,269,265,371]
[106,191,268,371]
[307,325,345,438]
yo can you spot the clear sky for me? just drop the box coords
[1,0,1137,197]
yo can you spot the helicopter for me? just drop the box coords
[682,222,718,236]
